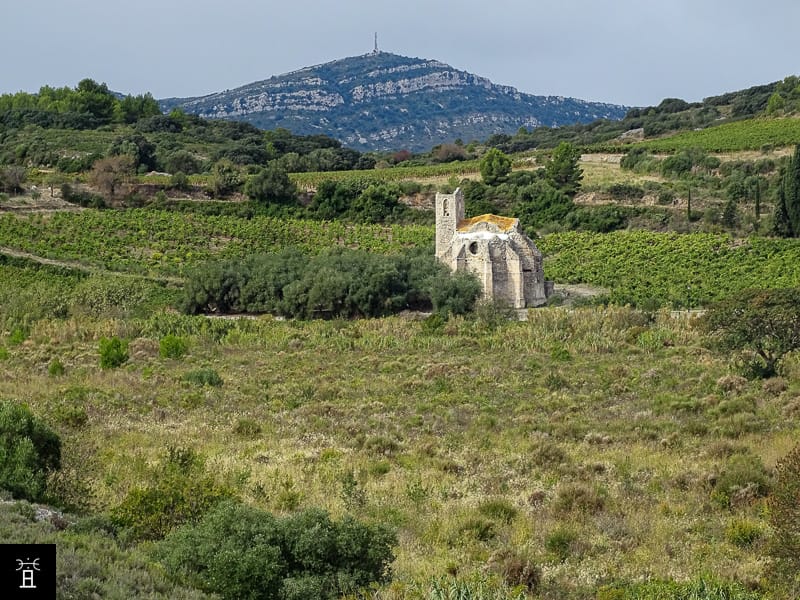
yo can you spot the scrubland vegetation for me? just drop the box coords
[2,253,800,598]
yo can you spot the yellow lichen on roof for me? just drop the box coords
[457,214,518,233]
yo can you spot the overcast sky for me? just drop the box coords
[3,0,798,107]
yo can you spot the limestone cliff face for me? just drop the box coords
[160,52,627,151]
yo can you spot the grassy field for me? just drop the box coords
[2,298,797,597]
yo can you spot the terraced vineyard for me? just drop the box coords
[0,211,432,276]
[3,209,800,309]
[540,231,800,307]
[633,117,800,153]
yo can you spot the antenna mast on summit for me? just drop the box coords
[374,32,378,53]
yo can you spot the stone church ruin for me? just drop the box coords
[435,188,552,308]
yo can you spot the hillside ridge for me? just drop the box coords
[159,51,628,151]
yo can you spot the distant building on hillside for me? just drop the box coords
[435,188,552,308]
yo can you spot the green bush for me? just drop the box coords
[47,358,65,377]
[98,336,128,369]
[554,483,606,514]
[0,401,61,501]
[183,368,223,387]
[154,501,396,600]
[477,498,518,524]
[8,327,27,345]
[767,443,800,598]
[711,453,770,508]
[111,446,232,541]
[232,418,262,437]
[545,526,579,562]
[159,334,189,359]
[725,518,762,548]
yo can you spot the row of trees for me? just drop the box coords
[181,248,481,318]
[0,79,160,127]
[773,144,800,237]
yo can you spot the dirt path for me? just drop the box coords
[0,246,183,285]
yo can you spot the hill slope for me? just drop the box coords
[159,51,627,152]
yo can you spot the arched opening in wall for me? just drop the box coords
[469,242,478,255]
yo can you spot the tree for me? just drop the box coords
[45,172,66,198]
[722,198,738,229]
[545,142,583,196]
[773,145,800,237]
[702,287,800,378]
[164,150,202,175]
[108,133,157,172]
[115,93,161,124]
[350,183,404,223]
[514,180,574,233]
[89,155,135,199]
[70,78,117,123]
[0,165,26,194]
[766,92,786,115]
[244,163,297,205]
[480,148,512,186]
[210,159,243,198]
[0,401,61,501]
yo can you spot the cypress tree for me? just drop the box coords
[774,144,800,237]
[786,144,800,233]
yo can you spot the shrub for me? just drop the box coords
[420,312,447,334]
[0,401,61,501]
[486,549,540,592]
[169,171,190,190]
[711,453,770,508]
[47,358,65,377]
[767,444,800,597]
[608,183,645,200]
[554,483,606,514]
[477,498,518,524]
[529,438,569,469]
[725,518,762,548]
[52,404,88,429]
[154,502,396,600]
[183,368,223,387]
[111,446,232,541]
[232,418,261,437]
[545,526,579,562]
[98,336,129,369]
[452,517,495,543]
[429,272,481,317]
[159,334,189,359]
[70,276,156,318]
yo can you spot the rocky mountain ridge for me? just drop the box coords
[160,51,628,151]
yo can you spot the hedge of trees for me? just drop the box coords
[180,248,481,318]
